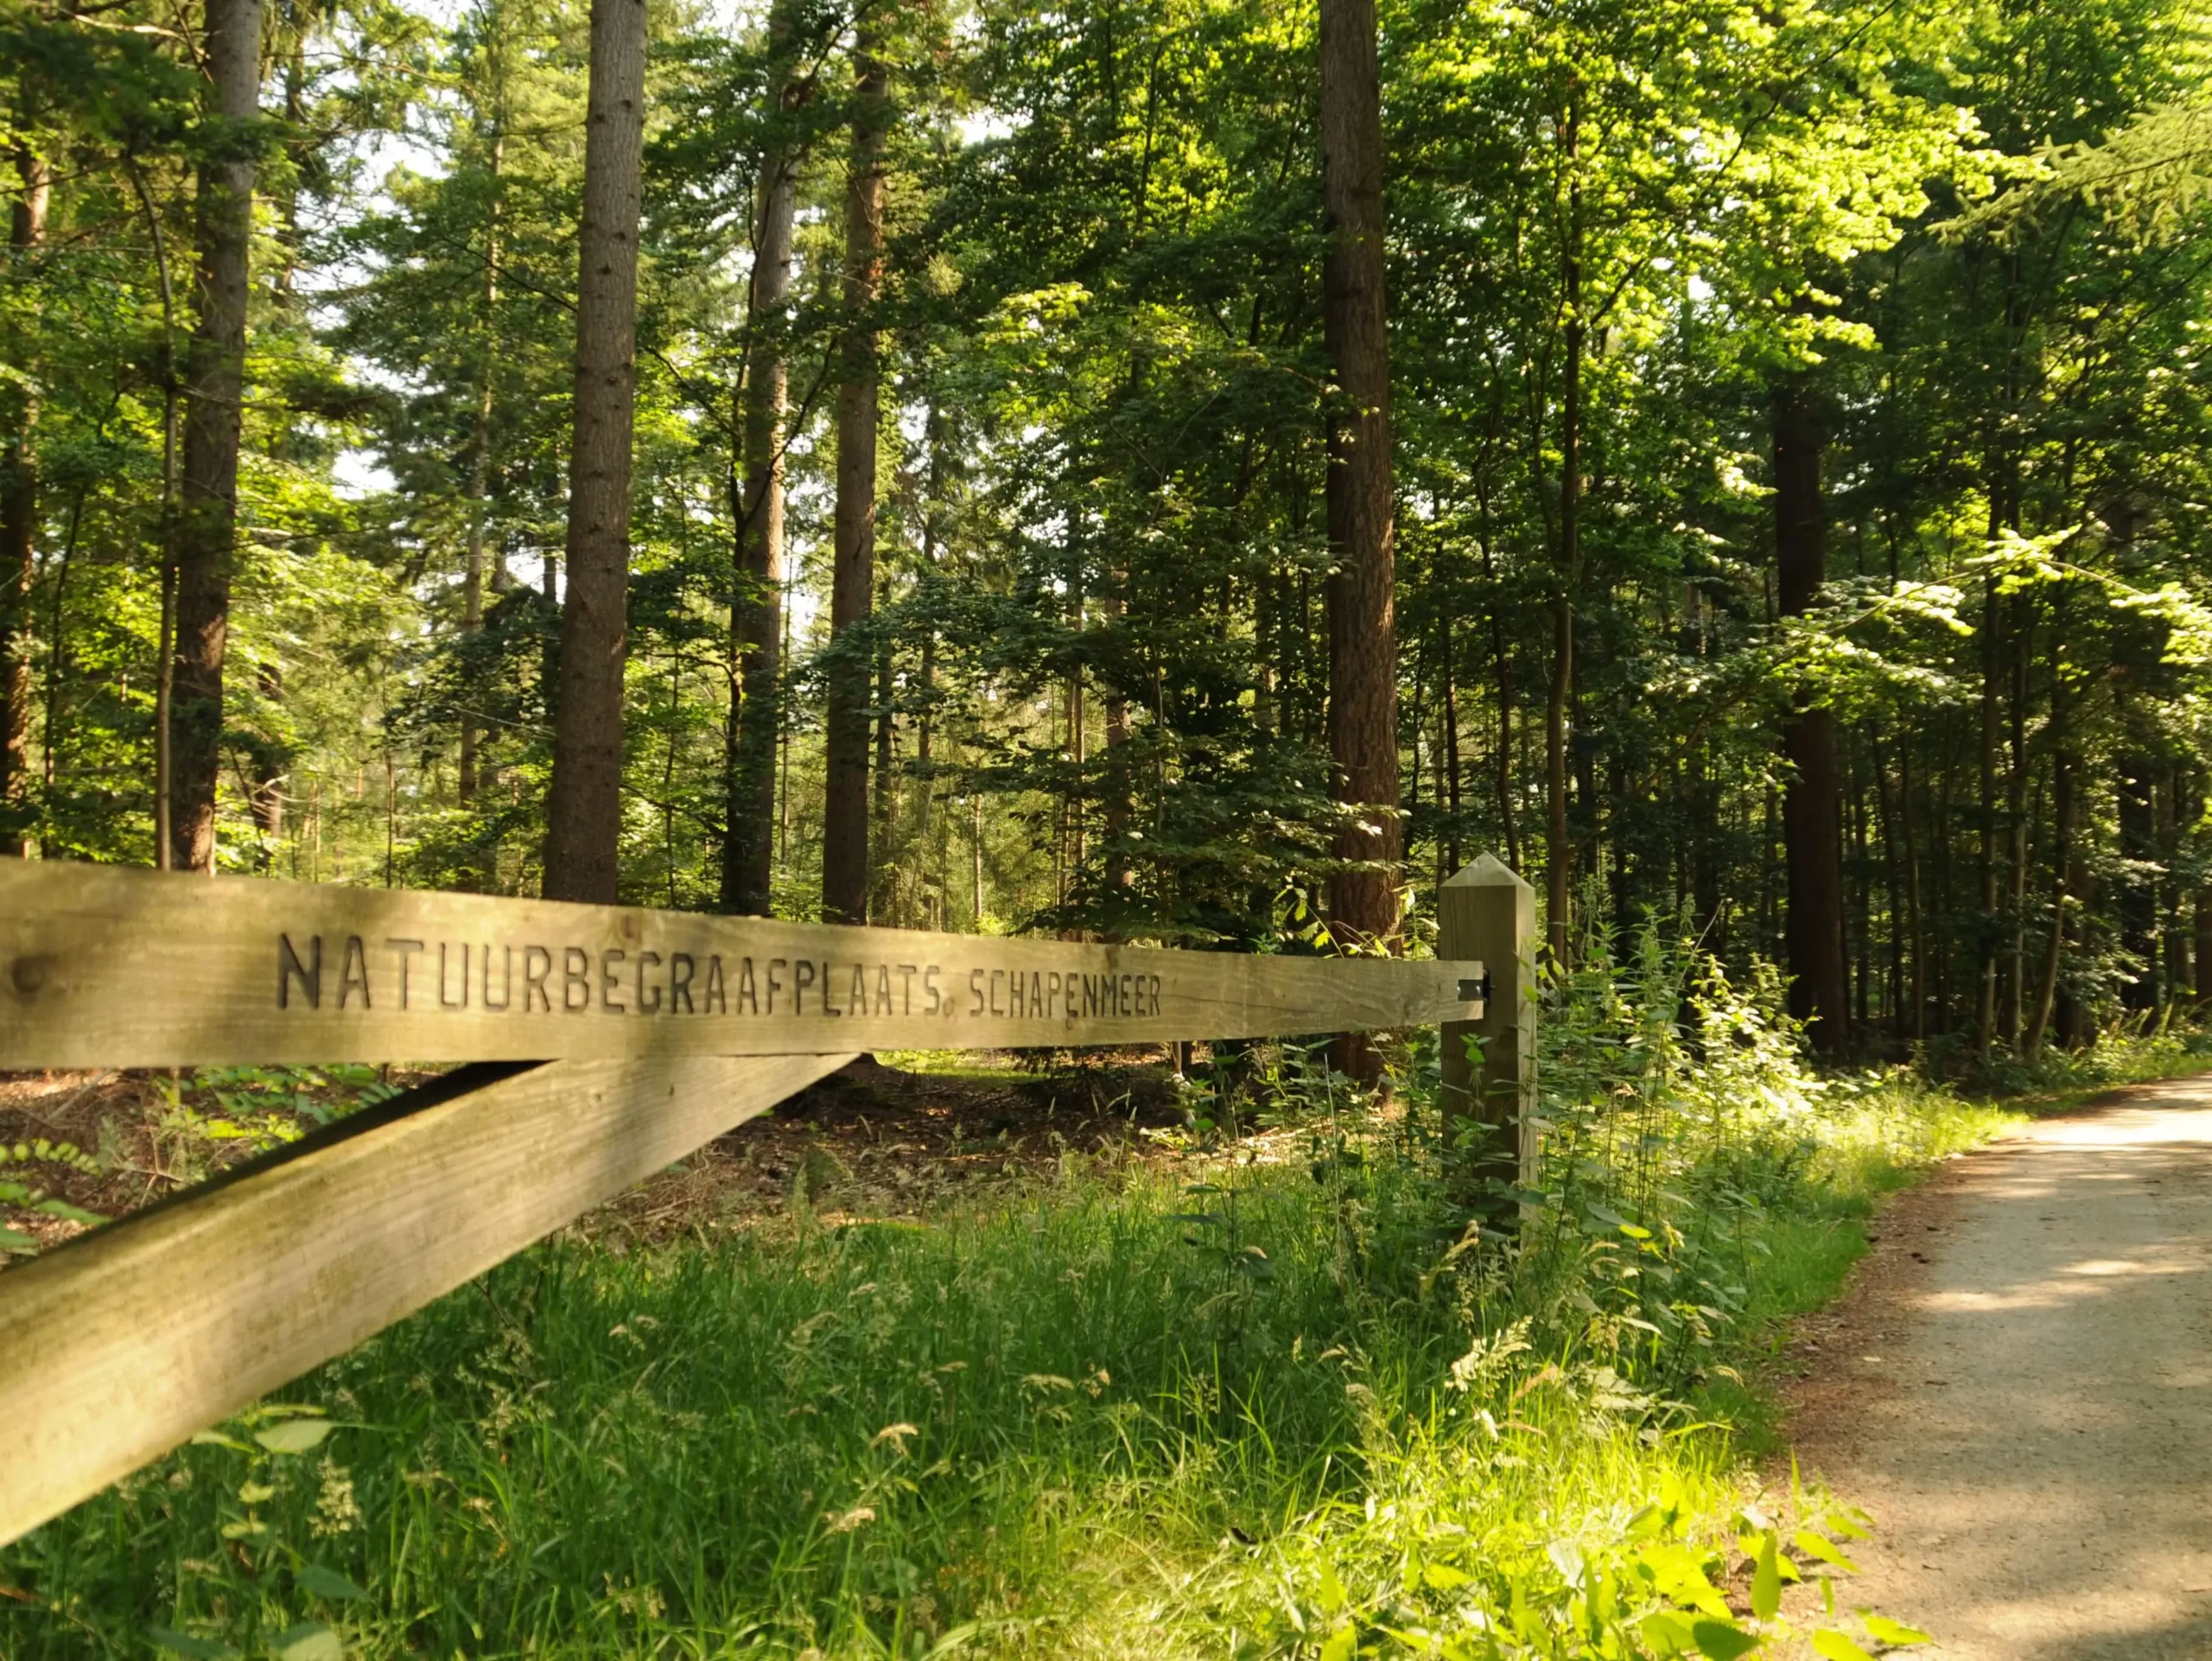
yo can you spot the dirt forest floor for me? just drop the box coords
[1781,1075,2212,1660]
[0,1050,1251,1265]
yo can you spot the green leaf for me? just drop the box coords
[0,1226,36,1255]
[1861,1614,1933,1645]
[1751,1531,1782,1621]
[1315,1563,1347,1617]
[1639,1612,1695,1656]
[148,1629,240,1660]
[296,1564,370,1602]
[273,1620,344,1661]
[1421,1560,1471,1590]
[1792,1531,1860,1575]
[188,1430,253,1453]
[1690,1620,1762,1659]
[1811,1632,1875,1661]
[1319,1624,1357,1661]
[32,1197,105,1226]
[254,1418,334,1454]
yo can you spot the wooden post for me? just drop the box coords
[1439,852,1536,1198]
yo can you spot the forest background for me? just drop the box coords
[4,0,2212,1065]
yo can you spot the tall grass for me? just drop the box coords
[2,922,2040,1658]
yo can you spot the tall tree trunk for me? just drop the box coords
[1441,602,1461,875]
[168,0,263,874]
[1478,487,1518,871]
[542,0,647,903]
[1319,0,1399,1079]
[1975,573,2002,1046]
[246,660,285,867]
[2024,623,2073,1059]
[870,569,897,920]
[0,143,48,857]
[822,29,887,925]
[1544,98,1581,965]
[1900,738,1924,1041]
[721,2,801,917]
[1776,377,1848,1054]
[459,125,504,833]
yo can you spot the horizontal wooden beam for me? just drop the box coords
[0,1047,856,1546]
[0,862,1480,1067]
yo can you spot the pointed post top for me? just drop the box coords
[1442,851,1530,891]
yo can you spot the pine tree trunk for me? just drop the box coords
[168,0,262,874]
[1776,377,1848,1054]
[721,0,801,917]
[459,127,503,840]
[543,0,647,904]
[2024,669,2072,1062]
[1477,488,1518,872]
[822,29,887,925]
[1976,575,2003,1045]
[1317,0,1398,913]
[1319,0,1398,1079]
[0,143,48,858]
[1544,102,1581,966]
[870,570,897,921]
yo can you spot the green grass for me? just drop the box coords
[3,1064,2025,1661]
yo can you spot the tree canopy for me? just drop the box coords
[5,0,2212,1060]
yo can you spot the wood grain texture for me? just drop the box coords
[0,862,1481,1067]
[0,1047,855,1546]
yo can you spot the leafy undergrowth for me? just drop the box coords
[10,924,2166,1660]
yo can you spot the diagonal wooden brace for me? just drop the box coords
[0,1049,855,1545]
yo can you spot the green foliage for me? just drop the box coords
[2,938,2028,1657]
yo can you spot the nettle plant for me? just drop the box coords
[1497,910,1832,1398]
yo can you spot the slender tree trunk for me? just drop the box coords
[543,0,647,903]
[1319,0,1398,1078]
[1441,603,1461,875]
[2195,880,2212,1004]
[122,155,182,868]
[721,2,801,917]
[2002,596,2031,1041]
[822,28,887,925]
[1873,736,1899,1034]
[1900,739,1924,1041]
[245,659,286,868]
[1478,489,1518,871]
[870,569,897,920]
[1976,574,2002,1047]
[2024,636,2072,1060]
[459,129,504,830]
[1776,376,1848,1053]
[1545,98,1581,965]
[168,0,263,874]
[0,143,48,857]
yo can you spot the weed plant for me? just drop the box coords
[2,921,2039,1658]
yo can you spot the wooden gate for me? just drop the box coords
[0,856,1527,1545]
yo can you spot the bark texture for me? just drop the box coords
[0,143,48,856]
[1319,0,1399,1080]
[721,0,803,917]
[822,32,887,925]
[1777,378,1849,1053]
[169,0,262,873]
[1318,0,1399,952]
[543,0,647,904]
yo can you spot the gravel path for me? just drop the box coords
[1788,1075,2212,1659]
